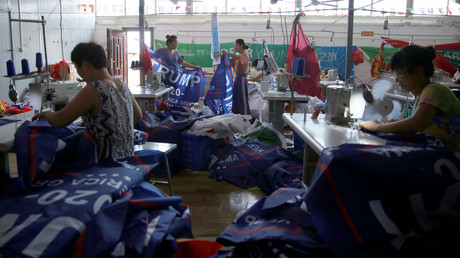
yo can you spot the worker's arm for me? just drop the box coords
[358,103,436,133]
[181,61,201,70]
[132,95,142,123]
[32,85,100,127]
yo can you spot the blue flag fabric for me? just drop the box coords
[0,152,192,257]
[134,112,199,144]
[206,55,233,100]
[11,120,98,193]
[216,188,331,257]
[209,141,302,193]
[305,143,460,257]
[145,45,206,106]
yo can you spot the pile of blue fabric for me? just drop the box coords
[214,142,460,257]
[0,121,192,257]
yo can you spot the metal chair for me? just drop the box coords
[134,142,177,196]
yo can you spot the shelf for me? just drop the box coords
[3,71,49,81]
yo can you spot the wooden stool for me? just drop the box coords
[134,142,177,196]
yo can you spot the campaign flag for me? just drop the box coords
[216,188,331,256]
[144,44,206,106]
[305,143,460,256]
[206,55,233,100]
[11,119,98,193]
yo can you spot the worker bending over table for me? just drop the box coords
[32,42,142,160]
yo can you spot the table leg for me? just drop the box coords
[302,143,318,189]
[0,152,11,187]
[273,100,285,133]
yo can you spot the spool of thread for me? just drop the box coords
[36,52,43,72]
[6,60,16,76]
[21,59,30,75]
[292,57,305,76]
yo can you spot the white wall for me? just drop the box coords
[1,0,459,103]
[0,0,95,103]
[95,14,460,47]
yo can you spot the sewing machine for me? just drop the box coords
[146,70,162,90]
[325,76,374,126]
[29,81,82,111]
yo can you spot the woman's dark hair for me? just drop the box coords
[71,42,107,69]
[235,39,249,50]
[252,59,261,67]
[166,35,178,46]
[390,45,436,77]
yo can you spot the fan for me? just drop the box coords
[304,0,342,8]
[361,80,403,122]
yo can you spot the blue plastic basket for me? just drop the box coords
[179,133,214,171]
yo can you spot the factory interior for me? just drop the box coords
[1,0,460,257]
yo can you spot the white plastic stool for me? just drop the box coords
[134,142,177,196]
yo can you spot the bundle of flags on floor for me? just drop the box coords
[0,120,192,257]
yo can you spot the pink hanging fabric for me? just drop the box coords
[286,23,321,97]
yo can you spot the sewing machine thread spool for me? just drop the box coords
[21,59,30,75]
[6,60,16,76]
[36,52,43,72]
[292,57,305,76]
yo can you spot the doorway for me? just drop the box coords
[125,28,154,89]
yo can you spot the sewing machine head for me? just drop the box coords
[29,81,82,111]
[146,70,162,89]
[325,85,352,126]
[274,71,290,91]
[325,76,374,126]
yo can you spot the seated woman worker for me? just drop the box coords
[359,45,460,151]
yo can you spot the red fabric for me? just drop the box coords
[352,46,364,65]
[286,23,321,97]
[171,238,222,258]
[141,44,154,75]
[50,60,69,80]
[381,37,458,77]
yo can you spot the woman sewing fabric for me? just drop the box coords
[248,58,274,83]
[32,42,142,160]
[359,45,460,151]
[222,39,251,115]
[156,35,201,70]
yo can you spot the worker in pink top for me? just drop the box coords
[222,39,250,115]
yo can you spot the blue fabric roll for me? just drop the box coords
[21,59,30,74]
[7,60,16,76]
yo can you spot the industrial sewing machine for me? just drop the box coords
[28,81,82,111]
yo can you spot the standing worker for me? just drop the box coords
[222,39,251,115]
[156,35,201,70]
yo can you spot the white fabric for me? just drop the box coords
[185,113,252,141]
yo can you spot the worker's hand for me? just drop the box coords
[222,50,228,56]
[31,111,49,121]
[358,120,379,132]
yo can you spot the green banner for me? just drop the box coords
[359,46,400,64]
[155,40,288,68]
[436,49,460,68]
[360,46,460,69]
[154,41,460,71]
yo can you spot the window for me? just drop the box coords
[96,0,460,16]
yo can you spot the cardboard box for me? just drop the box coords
[48,61,77,81]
